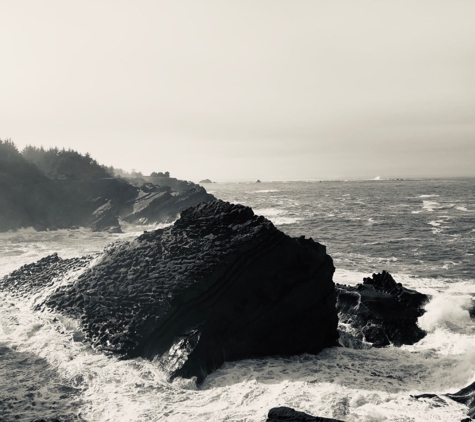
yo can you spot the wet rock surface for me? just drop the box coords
[336,271,428,347]
[5,200,339,383]
[267,407,344,422]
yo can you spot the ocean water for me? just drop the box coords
[1,178,474,421]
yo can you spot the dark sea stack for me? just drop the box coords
[267,407,344,422]
[336,271,428,347]
[39,200,338,382]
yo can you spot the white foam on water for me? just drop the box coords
[419,195,440,198]
[253,208,284,217]
[1,220,475,421]
[253,208,301,225]
[0,227,141,278]
[422,201,441,212]
[332,268,370,286]
[418,294,475,338]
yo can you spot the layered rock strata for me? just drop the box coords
[336,271,428,347]
[3,200,339,383]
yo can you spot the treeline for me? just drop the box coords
[0,139,23,162]
[0,139,171,181]
[22,145,112,180]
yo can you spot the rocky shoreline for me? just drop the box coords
[0,199,472,421]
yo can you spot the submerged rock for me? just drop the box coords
[336,271,428,347]
[413,380,475,421]
[267,407,343,422]
[5,200,338,383]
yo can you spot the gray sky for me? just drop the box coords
[1,0,474,181]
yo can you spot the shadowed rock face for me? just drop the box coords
[17,200,339,383]
[336,271,428,347]
[267,407,344,422]
[0,153,215,232]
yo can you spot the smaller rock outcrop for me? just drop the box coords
[267,407,343,422]
[336,271,428,347]
[0,253,95,299]
[199,179,213,184]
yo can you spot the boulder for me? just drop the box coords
[336,271,428,347]
[267,407,344,422]
[11,200,338,383]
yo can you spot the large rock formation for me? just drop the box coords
[336,271,428,347]
[2,200,339,383]
[267,407,343,422]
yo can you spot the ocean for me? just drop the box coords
[1,178,474,421]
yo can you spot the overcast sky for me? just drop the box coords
[1,0,474,181]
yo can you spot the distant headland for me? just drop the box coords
[0,139,215,233]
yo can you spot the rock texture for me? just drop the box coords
[336,271,428,347]
[267,407,343,422]
[4,200,339,383]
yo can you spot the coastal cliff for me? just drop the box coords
[0,140,214,232]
